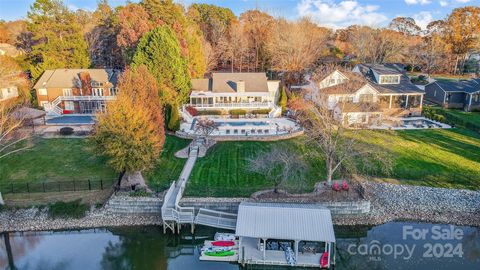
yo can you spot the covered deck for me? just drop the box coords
[235,202,336,268]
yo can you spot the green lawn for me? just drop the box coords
[0,138,116,184]
[437,108,480,127]
[356,128,480,189]
[185,138,325,197]
[184,128,480,197]
[145,135,191,191]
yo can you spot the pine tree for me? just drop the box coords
[167,104,180,131]
[132,26,191,104]
[27,0,90,80]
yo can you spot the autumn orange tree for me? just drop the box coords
[92,66,165,190]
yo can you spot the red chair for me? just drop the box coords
[342,181,349,191]
[332,182,340,191]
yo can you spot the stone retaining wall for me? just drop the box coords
[175,130,304,142]
[179,197,370,215]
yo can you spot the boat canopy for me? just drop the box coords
[235,202,336,243]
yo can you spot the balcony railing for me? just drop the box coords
[191,102,273,109]
[60,95,117,101]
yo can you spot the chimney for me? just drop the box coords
[236,80,245,93]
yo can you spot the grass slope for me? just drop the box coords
[185,129,480,197]
[185,138,325,197]
[145,135,191,190]
[357,129,480,189]
[0,138,115,184]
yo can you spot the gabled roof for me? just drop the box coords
[235,202,336,243]
[191,72,270,93]
[433,79,480,94]
[33,69,121,89]
[317,69,371,95]
[354,64,423,94]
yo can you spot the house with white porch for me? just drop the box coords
[311,64,424,126]
[188,72,281,116]
[33,69,120,116]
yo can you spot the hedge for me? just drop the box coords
[197,110,223,116]
[251,109,271,115]
[229,109,247,115]
[423,107,480,133]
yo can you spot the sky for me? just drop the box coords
[0,0,478,29]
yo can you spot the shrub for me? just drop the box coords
[59,127,74,136]
[229,109,247,115]
[185,106,198,116]
[278,86,288,113]
[48,199,89,219]
[251,109,271,115]
[167,105,180,131]
[129,189,151,197]
[197,110,222,116]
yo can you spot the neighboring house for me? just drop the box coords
[311,64,424,126]
[0,86,19,102]
[188,72,280,113]
[0,43,22,57]
[33,69,120,116]
[425,79,480,111]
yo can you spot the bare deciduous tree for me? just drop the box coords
[194,117,219,146]
[292,98,393,185]
[0,101,31,159]
[248,147,307,193]
[268,18,330,84]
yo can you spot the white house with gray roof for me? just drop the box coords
[188,72,280,113]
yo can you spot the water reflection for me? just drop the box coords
[0,222,479,270]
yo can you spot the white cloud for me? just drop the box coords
[405,0,432,5]
[296,0,388,29]
[439,0,448,6]
[413,11,434,29]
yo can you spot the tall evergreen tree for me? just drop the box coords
[27,0,90,80]
[132,26,190,105]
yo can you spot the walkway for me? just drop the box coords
[162,138,238,233]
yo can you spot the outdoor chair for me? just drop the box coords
[332,182,340,191]
[342,181,349,191]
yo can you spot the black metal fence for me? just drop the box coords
[0,179,117,194]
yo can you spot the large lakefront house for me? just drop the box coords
[425,79,480,111]
[311,64,424,126]
[188,72,281,114]
[34,69,120,116]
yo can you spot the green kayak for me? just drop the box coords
[204,250,235,257]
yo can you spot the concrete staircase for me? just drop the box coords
[105,195,163,215]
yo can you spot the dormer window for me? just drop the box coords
[379,75,400,84]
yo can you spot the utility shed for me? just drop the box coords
[236,202,336,268]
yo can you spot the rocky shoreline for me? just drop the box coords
[1,182,479,233]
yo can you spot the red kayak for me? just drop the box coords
[212,241,235,247]
[320,252,329,268]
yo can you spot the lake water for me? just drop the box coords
[1,222,479,270]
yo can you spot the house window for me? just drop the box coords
[380,75,400,84]
[109,88,118,96]
[434,90,436,97]
[38,88,47,95]
[64,101,74,111]
[92,88,104,96]
[63,88,72,96]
